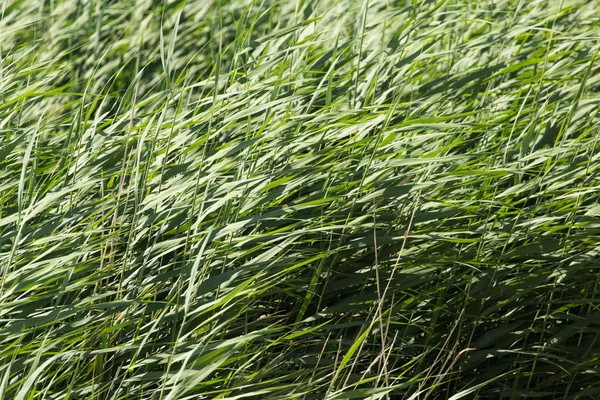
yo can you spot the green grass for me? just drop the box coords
[1,0,600,398]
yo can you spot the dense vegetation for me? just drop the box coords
[1,0,600,398]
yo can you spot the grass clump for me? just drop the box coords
[1,0,600,398]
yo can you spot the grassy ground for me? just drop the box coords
[1,0,600,398]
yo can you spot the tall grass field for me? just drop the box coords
[1,0,600,398]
